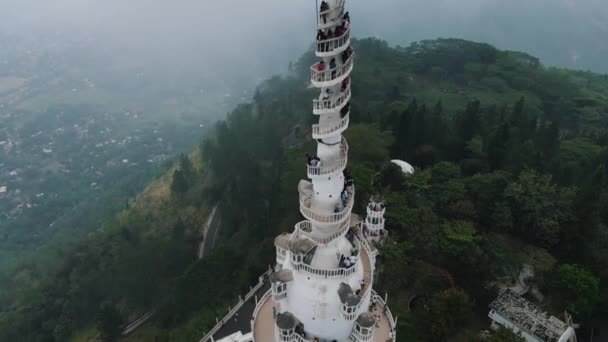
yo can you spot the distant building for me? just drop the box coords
[489,289,576,342]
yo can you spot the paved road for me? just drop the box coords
[211,281,271,341]
[198,205,221,259]
[122,310,155,336]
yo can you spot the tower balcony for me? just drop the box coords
[337,235,374,320]
[299,184,354,224]
[318,0,345,30]
[365,217,385,231]
[294,219,350,245]
[276,312,307,342]
[275,233,291,266]
[366,205,386,219]
[348,313,375,342]
[316,27,351,57]
[310,53,354,88]
[307,137,348,178]
[312,113,350,140]
[270,269,294,301]
[291,254,358,279]
[313,86,351,116]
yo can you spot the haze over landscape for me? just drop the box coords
[1,0,608,341]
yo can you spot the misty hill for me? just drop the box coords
[1,0,607,74]
[2,38,608,342]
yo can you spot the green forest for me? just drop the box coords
[2,38,608,341]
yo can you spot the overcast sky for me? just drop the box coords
[1,0,606,77]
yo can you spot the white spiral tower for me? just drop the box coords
[250,1,397,342]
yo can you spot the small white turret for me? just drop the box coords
[362,196,388,244]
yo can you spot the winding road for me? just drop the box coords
[123,205,222,336]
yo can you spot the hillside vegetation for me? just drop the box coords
[2,38,608,342]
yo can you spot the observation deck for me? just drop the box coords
[310,53,354,88]
[299,183,354,224]
[316,27,351,57]
[306,138,348,178]
[312,113,349,140]
[293,220,350,245]
[313,86,351,115]
[366,205,386,219]
[318,0,345,30]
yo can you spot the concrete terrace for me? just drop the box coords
[200,272,271,342]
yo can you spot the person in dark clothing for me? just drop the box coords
[317,30,326,41]
[340,102,350,117]
[320,1,329,23]
[341,77,349,91]
[341,46,352,63]
[343,11,350,22]
[335,25,344,37]
[330,58,337,78]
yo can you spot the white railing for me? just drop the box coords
[295,220,313,233]
[310,53,354,85]
[276,248,286,265]
[299,186,355,223]
[350,327,374,342]
[279,332,310,342]
[316,27,351,55]
[294,220,350,245]
[312,113,350,139]
[318,0,345,28]
[307,138,348,178]
[313,86,351,115]
[292,258,358,279]
[366,206,386,218]
[342,307,358,321]
[339,236,373,321]
[371,291,397,332]
[201,270,271,342]
[365,219,384,231]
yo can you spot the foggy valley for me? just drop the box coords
[1,0,608,341]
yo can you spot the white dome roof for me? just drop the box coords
[391,159,415,175]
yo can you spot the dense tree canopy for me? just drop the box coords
[2,38,608,341]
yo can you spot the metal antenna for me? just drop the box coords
[315,0,319,27]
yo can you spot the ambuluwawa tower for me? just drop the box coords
[249,1,397,341]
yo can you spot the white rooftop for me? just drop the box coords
[391,160,414,175]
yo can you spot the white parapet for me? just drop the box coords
[307,138,348,179]
[312,113,350,140]
[313,86,351,116]
[310,53,354,88]
[316,27,351,57]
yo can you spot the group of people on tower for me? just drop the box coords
[316,7,351,53]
